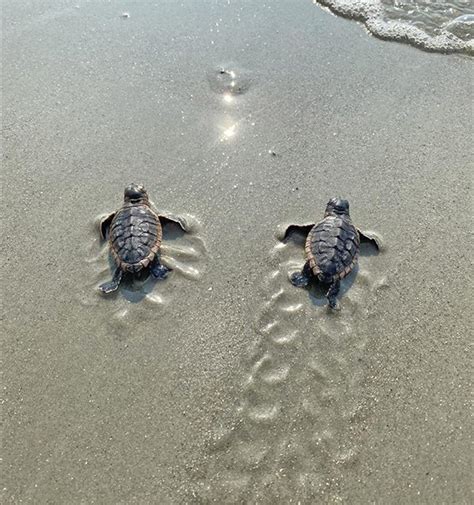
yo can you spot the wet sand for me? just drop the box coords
[2,1,472,503]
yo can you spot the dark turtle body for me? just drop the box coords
[289,198,380,309]
[109,197,162,273]
[305,201,360,284]
[98,184,177,294]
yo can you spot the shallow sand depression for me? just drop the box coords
[2,1,472,503]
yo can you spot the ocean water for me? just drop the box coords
[314,0,474,53]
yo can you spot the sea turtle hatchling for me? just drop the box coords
[98,183,185,294]
[286,197,381,309]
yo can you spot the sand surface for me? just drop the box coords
[2,1,472,503]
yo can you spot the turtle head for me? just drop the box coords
[124,183,148,204]
[325,197,350,217]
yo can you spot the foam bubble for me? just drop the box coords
[444,14,474,40]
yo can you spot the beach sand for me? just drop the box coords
[2,1,472,503]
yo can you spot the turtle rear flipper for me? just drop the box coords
[99,212,116,240]
[291,260,312,287]
[99,267,123,294]
[327,279,341,309]
[150,256,171,279]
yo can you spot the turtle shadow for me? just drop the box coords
[359,239,379,257]
[121,269,164,303]
[306,266,359,307]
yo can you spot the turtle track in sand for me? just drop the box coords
[193,226,386,504]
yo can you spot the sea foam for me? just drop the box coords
[315,0,474,54]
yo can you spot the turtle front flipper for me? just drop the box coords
[158,212,188,233]
[99,212,116,240]
[278,223,315,242]
[291,261,312,287]
[99,267,123,294]
[357,229,383,251]
[150,255,170,279]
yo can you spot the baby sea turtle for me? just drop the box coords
[98,183,185,294]
[285,197,381,309]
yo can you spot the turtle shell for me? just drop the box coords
[109,203,162,273]
[305,215,360,282]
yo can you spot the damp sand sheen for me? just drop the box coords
[2,1,472,504]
